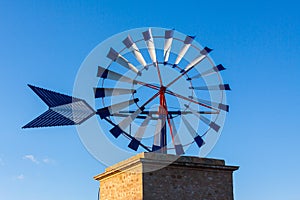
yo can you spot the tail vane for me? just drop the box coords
[23,85,95,128]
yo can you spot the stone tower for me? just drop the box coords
[94,152,238,200]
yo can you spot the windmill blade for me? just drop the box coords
[96,98,139,119]
[107,48,141,75]
[165,47,211,88]
[188,64,226,80]
[128,116,151,151]
[23,85,95,128]
[94,88,136,98]
[183,47,212,72]
[142,28,157,64]
[97,66,136,84]
[169,116,184,155]
[184,55,206,72]
[164,29,174,63]
[174,35,195,65]
[165,89,218,111]
[110,91,160,138]
[190,84,231,91]
[97,66,161,92]
[110,106,145,138]
[111,113,147,119]
[188,96,229,112]
[182,116,204,148]
[123,35,147,68]
[184,104,220,132]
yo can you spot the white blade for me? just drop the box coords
[123,35,147,67]
[184,54,206,71]
[142,28,157,64]
[188,96,229,112]
[107,48,141,75]
[94,88,135,98]
[134,116,151,141]
[190,84,231,91]
[189,64,226,79]
[118,106,145,130]
[97,66,135,84]
[174,35,194,65]
[107,99,137,115]
[182,116,198,138]
[164,29,174,63]
[184,104,220,132]
[182,116,204,148]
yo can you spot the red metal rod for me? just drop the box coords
[162,94,176,148]
[155,62,164,86]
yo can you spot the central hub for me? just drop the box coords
[159,86,167,94]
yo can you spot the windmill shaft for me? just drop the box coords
[158,87,167,153]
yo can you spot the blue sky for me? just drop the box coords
[1,0,300,199]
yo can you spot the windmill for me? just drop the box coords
[23,27,230,156]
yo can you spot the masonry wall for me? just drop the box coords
[143,164,234,200]
[99,170,143,200]
[94,153,238,200]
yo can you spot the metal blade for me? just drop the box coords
[103,117,151,152]
[188,64,226,80]
[96,98,139,119]
[128,116,151,151]
[109,91,160,138]
[174,35,194,65]
[184,54,206,72]
[97,66,136,84]
[164,29,174,63]
[183,47,212,72]
[184,104,220,132]
[182,116,204,147]
[111,113,147,119]
[123,35,147,68]
[109,106,145,138]
[190,84,231,91]
[107,48,141,75]
[165,47,210,88]
[142,28,157,64]
[94,88,136,98]
[188,96,229,112]
[165,89,218,111]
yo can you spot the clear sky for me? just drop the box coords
[1,0,300,199]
